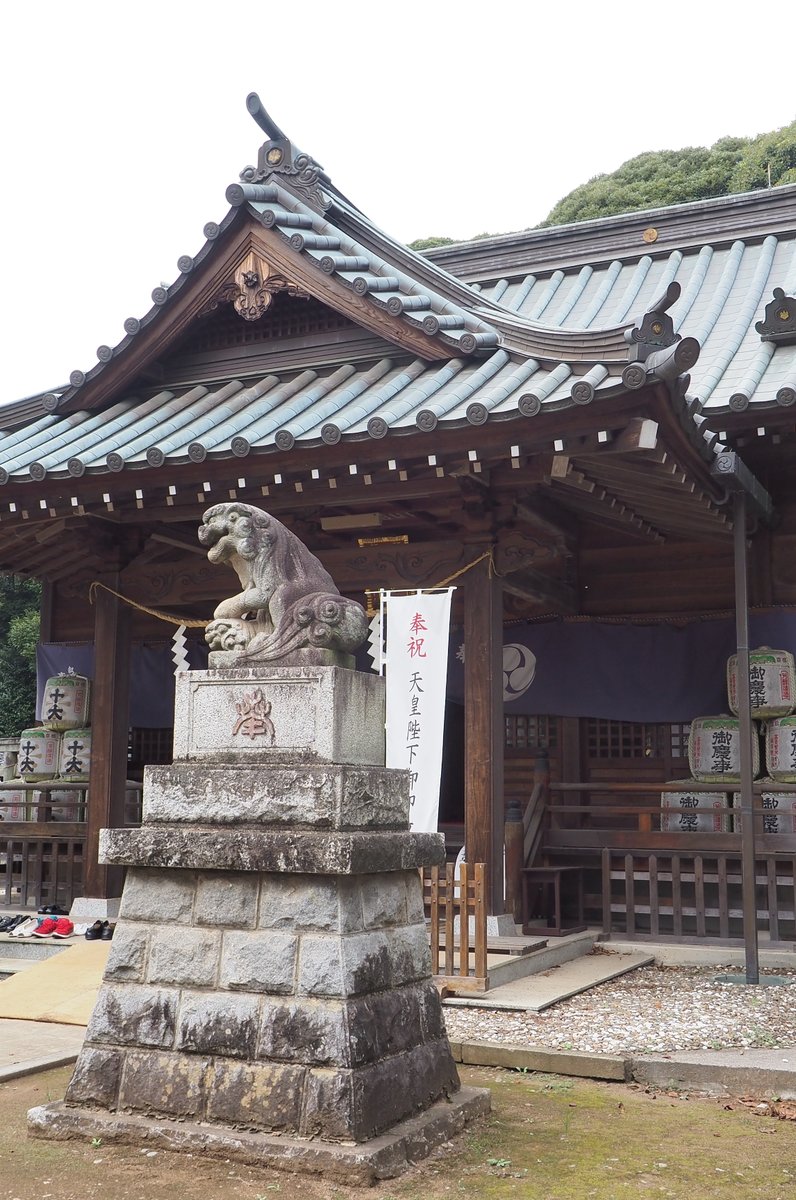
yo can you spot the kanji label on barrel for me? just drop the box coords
[384,589,453,834]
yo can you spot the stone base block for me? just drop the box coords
[173,666,385,766]
[69,897,121,923]
[142,762,409,829]
[29,1087,490,1186]
[100,826,445,874]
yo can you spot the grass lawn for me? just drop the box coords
[6,1064,796,1199]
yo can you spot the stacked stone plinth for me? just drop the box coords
[30,666,488,1179]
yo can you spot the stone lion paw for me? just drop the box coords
[205,618,252,652]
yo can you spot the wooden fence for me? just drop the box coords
[0,780,142,911]
[423,862,488,992]
[0,834,85,910]
[601,848,796,943]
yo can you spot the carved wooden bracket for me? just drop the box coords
[209,250,309,322]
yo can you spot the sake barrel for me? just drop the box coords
[688,715,760,782]
[0,738,19,781]
[727,647,796,720]
[661,783,730,832]
[41,671,91,731]
[17,728,61,782]
[49,788,82,821]
[732,782,796,835]
[764,716,796,782]
[58,729,92,781]
[0,788,28,821]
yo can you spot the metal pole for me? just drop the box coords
[734,490,759,984]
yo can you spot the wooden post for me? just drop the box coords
[504,799,524,923]
[733,491,760,984]
[84,582,131,899]
[463,555,504,913]
[39,580,54,644]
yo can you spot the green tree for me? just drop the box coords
[409,236,456,251]
[541,121,796,227]
[0,575,41,735]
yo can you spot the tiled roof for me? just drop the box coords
[6,99,795,486]
[433,189,796,415]
[0,348,685,483]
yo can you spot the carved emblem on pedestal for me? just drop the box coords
[232,688,276,742]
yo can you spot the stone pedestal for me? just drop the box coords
[30,667,488,1181]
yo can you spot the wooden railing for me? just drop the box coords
[0,835,85,910]
[544,780,796,844]
[423,862,488,992]
[504,751,551,922]
[539,779,796,944]
[0,779,143,910]
[523,751,551,865]
[600,848,796,943]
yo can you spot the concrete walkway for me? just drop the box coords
[1,929,795,1100]
[0,1019,84,1082]
[445,949,655,1011]
[449,1037,796,1099]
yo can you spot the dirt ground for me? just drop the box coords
[5,1064,796,1199]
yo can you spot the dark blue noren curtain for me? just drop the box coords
[447,613,796,723]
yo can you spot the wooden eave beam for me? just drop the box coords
[547,461,666,542]
[647,384,728,498]
[500,565,577,612]
[515,493,579,544]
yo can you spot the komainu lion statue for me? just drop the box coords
[198,502,368,667]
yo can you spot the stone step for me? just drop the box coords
[485,928,597,990]
[0,936,67,962]
[445,948,654,1012]
[0,956,40,977]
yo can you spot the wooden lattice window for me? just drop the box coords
[669,723,692,758]
[127,727,173,777]
[586,719,693,762]
[505,715,559,750]
[586,719,665,759]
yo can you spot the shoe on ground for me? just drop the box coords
[84,920,104,941]
[101,922,115,941]
[32,917,58,937]
[12,917,40,937]
[51,918,74,939]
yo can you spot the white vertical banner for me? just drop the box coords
[385,589,453,833]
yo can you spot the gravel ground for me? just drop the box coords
[443,963,796,1055]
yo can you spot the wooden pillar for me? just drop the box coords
[463,556,504,913]
[39,580,54,643]
[84,583,131,898]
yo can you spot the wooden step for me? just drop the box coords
[435,933,547,957]
[446,949,654,1012]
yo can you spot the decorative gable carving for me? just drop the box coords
[205,249,309,322]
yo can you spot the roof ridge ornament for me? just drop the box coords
[238,93,330,214]
[755,287,796,344]
[625,281,681,361]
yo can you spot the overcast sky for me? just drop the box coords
[2,0,794,403]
